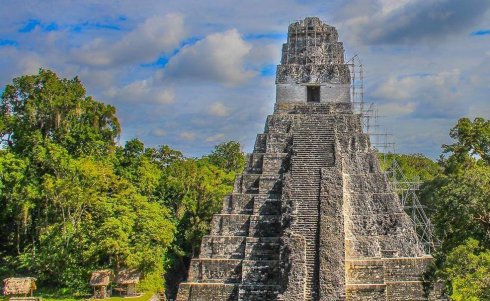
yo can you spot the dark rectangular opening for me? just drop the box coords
[307,86,320,103]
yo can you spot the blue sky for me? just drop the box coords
[0,0,489,159]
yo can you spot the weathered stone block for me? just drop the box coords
[345,237,382,258]
[234,174,260,194]
[347,193,402,215]
[385,282,427,301]
[384,257,432,282]
[176,283,238,301]
[245,237,280,260]
[264,115,293,134]
[253,195,281,215]
[348,213,408,236]
[346,284,386,300]
[262,153,288,174]
[258,175,282,194]
[242,260,280,285]
[210,214,250,236]
[246,153,263,174]
[238,285,280,301]
[346,259,384,284]
[266,133,292,153]
[200,236,246,259]
[253,134,267,153]
[188,259,242,283]
[379,233,424,257]
[249,215,281,237]
[223,194,254,214]
[343,151,380,174]
[345,173,391,194]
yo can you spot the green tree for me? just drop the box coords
[0,69,120,157]
[443,117,490,166]
[208,141,245,174]
[422,117,490,298]
[0,70,247,297]
[378,153,440,183]
[0,70,175,294]
[162,158,234,256]
[162,144,245,298]
[442,239,490,300]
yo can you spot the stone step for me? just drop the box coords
[241,260,280,285]
[200,236,246,259]
[210,214,250,236]
[238,284,280,301]
[187,259,242,283]
[245,237,281,260]
[176,283,238,301]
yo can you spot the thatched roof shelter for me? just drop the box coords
[89,270,112,287]
[115,270,140,285]
[2,277,37,296]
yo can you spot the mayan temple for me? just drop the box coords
[176,17,444,301]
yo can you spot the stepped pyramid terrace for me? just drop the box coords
[176,17,445,301]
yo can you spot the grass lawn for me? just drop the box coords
[102,293,152,301]
[1,292,153,301]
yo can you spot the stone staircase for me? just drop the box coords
[289,116,335,300]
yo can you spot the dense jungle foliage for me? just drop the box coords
[0,70,245,296]
[421,117,490,300]
[380,118,490,300]
[0,70,489,300]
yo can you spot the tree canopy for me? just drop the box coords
[422,117,490,300]
[0,70,244,296]
[0,69,120,157]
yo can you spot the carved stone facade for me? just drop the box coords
[176,17,445,301]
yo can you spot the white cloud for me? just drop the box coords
[373,69,464,118]
[151,128,167,137]
[208,101,230,117]
[156,89,175,104]
[374,69,462,100]
[246,43,281,66]
[378,102,416,117]
[205,133,225,142]
[17,53,46,75]
[72,14,186,67]
[106,79,175,104]
[338,0,490,45]
[165,29,254,86]
[378,0,412,16]
[1,1,489,159]
[180,131,196,141]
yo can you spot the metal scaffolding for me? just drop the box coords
[347,55,439,254]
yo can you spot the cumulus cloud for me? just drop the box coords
[151,128,167,137]
[205,133,225,142]
[72,14,186,67]
[165,29,254,86]
[377,102,416,117]
[106,79,175,104]
[373,69,465,118]
[374,70,461,100]
[180,131,196,141]
[339,0,490,45]
[1,0,488,159]
[208,101,230,117]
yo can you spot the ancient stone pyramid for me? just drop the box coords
[177,17,444,301]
